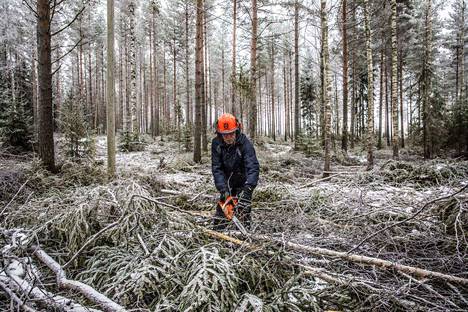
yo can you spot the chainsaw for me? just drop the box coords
[219,195,248,235]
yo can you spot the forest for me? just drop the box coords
[0,0,467,311]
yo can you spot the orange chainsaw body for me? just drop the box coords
[219,196,238,220]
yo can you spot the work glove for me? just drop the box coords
[219,190,230,202]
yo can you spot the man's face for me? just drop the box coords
[222,132,236,145]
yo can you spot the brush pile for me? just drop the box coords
[1,139,467,311]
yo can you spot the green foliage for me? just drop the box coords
[178,245,239,311]
[119,131,146,152]
[0,96,33,150]
[447,98,468,153]
[59,92,95,159]
[295,133,322,157]
[300,55,319,137]
[360,160,468,186]
[0,61,33,151]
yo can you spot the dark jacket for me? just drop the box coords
[211,131,260,193]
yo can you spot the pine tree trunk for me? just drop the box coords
[173,37,177,135]
[32,51,38,134]
[321,0,332,178]
[350,2,356,149]
[283,53,289,141]
[202,4,208,151]
[231,0,237,115]
[385,62,390,146]
[341,0,348,152]
[152,4,159,136]
[107,0,116,177]
[249,0,258,140]
[391,0,399,159]
[194,0,204,163]
[128,1,138,133]
[399,48,404,148]
[54,49,61,131]
[88,12,94,130]
[378,48,384,149]
[221,47,225,114]
[423,0,432,159]
[163,52,168,133]
[270,41,276,141]
[118,26,123,131]
[459,1,465,101]
[294,0,300,142]
[149,13,153,135]
[37,0,55,171]
[364,0,374,170]
[185,2,191,126]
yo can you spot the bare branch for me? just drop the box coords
[22,0,38,18]
[51,38,83,65]
[51,5,86,37]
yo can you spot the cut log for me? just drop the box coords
[201,228,468,286]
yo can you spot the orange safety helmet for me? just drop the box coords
[215,113,240,134]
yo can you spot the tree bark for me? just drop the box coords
[270,41,276,141]
[321,0,332,178]
[350,2,356,149]
[423,0,432,159]
[231,0,237,115]
[128,1,138,133]
[185,2,191,126]
[32,51,38,134]
[378,48,384,149]
[193,0,204,163]
[107,0,116,177]
[364,0,374,170]
[341,0,349,152]
[399,48,404,148]
[37,0,55,171]
[391,0,399,159]
[249,0,258,140]
[294,0,300,142]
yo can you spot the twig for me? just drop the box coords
[188,190,208,202]
[137,233,150,256]
[0,280,37,312]
[299,174,340,189]
[348,184,468,253]
[399,272,461,310]
[63,219,122,269]
[0,179,29,218]
[33,247,126,311]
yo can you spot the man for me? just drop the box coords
[211,113,260,230]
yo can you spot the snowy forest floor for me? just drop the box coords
[1,135,467,311]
